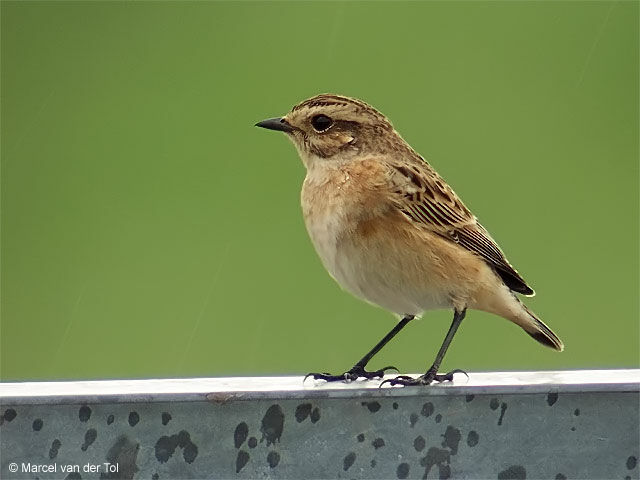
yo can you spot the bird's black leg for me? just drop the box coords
[305,315,415,382]
[382,308,467,387]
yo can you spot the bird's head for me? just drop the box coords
[256,94,402,168]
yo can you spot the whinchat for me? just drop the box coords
[256,94,563,386]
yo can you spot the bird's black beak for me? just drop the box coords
[255,117,294,133]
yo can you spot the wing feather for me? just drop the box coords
[387,161,534,295]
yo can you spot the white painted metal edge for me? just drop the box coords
[0,370,638,404]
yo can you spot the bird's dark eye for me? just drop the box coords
[311,114,333,132]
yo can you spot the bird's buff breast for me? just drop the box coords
[301,167,454,316]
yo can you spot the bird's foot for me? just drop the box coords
[380,368,467,387]
[304,364,398,383]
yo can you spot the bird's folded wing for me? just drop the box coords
[386,161,534,296]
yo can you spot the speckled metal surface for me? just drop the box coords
[1,370,639,479]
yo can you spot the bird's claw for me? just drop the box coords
[304,364,398,383]
[380,368,467,387]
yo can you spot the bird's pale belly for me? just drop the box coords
[304,210,455,317]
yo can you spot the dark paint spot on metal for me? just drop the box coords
[310,407,321,423]
[465,394,475,402]
[357,433,365,442]
[65,473,81,480]
[435,414,442,423]
[625,476,631,480]
[81,428,97,451]
[421,402,434,417]
[489,398,499,410]
[248,437,257,449]
[161,413,171,425]
[106,415,114,425]
[267,451,280,468]
[498,402,508,426]
[49,439,61,459]
[441,426,461,455]
[392,402,399,410]
[128,412,139,427]
[295,403,312,422]
[3,408,17,424]
[183,441,198,464]
[235,450,249,473]
[421,447,450,479]
[555,474,566,480]
[261,404,285,446]
[396,462,410,479]
[154,430,198,464]
[627,455,637,469]
[101,435,139,479]
[79,406,91,422]
[234,422,248,449]
[151,474,159,480]
[573,408,580,416]
[361,401,381,413]
[440,464,452,479]
[570,427,576,431]
[372,438,385,449]
[409,413,419,427]
[497,465,526,479]
[414,435,425,451]
[467,430,479,447]
[547,392,558,406]
[343,452,356,471]
[33,418,43,431]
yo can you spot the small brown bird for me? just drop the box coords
[256,94,563,386]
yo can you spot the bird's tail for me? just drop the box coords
[513,302,564,352]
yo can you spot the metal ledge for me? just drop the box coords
[1,369,638,405]
[1,370,639,479]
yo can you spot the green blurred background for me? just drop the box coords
[1,1,638,381]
